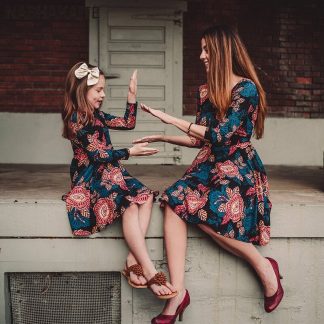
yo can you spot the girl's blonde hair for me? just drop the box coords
[62,62,104,139]
[202,25,266,139]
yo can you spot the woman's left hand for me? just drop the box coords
[127,70,137,103]
[140,103,174,124]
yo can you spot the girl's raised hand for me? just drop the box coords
[133,135,163,144]
[127,70,137,103]
[140,103,174,124]
[129,142,159,156]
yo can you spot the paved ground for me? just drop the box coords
[0,164,323,204]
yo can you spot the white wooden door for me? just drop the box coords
[95,7,184,164]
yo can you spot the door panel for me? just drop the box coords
[98,8,183,164]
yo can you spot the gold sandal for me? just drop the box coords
[121,263,147,289]
[147,272,178,299]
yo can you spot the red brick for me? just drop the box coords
[296,77,312,84]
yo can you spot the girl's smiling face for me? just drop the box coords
[86,74,106,109]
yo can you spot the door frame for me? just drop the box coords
[86,0,187,164]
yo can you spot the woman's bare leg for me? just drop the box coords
[198,224,278,297]
[160,205,188,315]
[122,201,176,296]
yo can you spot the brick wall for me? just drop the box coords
[0,0,323,117]
[183,0,324,117]
[0,0,88,112]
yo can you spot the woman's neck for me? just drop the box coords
[231,74,244,88]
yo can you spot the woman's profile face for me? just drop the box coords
[200,38,209,72]
[86,74,106,110]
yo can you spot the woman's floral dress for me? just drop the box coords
[65,103,155,236]
[161,80,271,246]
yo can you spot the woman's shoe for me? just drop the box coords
[121,263,147,288]
[264,257,284,313]
[147,272,178,300]
[151,289,190,324]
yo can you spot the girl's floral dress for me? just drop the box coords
[65,103,155,236]
[161,80,271,246]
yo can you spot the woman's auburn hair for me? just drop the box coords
[62,62,104,139]
[202,25,266,139]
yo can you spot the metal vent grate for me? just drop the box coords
[8,272,121,324]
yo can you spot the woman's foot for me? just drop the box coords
[263,257,284,312]
[259,257,279,297]
[160,288,187,315]
[151,289,190,323]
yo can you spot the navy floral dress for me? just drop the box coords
[161,80,271,246]
[65,103,155,236]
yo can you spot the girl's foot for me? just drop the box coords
[124,254,147,287]
[145,270,177,299]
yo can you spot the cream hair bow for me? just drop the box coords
[74,63,100,86]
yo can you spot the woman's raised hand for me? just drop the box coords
[128,142,159,156]
[127,70,137,104]
[140,103,174,124]
[133,135,164,144]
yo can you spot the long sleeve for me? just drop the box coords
[189,90,205,148]
[99,102,137,130]
[204,81,258,146]
[75,126,129,163]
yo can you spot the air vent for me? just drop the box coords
[8,272,121,324]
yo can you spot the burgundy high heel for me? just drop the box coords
[264,257,284,313]
[151,289,190,324]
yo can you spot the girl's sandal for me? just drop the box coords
[121,263,147,289]
[147,272,178,300]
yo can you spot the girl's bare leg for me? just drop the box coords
[198,224,278,297]
[122,201,176,296]
[126,195,153,286]
[159,205,188,315]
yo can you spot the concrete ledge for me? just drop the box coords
[0,199,323,238]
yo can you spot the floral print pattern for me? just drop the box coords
[64,103,155,236]
[161,80,271,246]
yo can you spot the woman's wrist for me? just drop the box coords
[172,117,191,133]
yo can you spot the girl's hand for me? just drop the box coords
[133,135,164,144]
[127,70,137,103]
[140,103,174,124]
[129,142,159,156]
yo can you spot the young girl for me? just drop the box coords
[135,26,283,322]
[62,62,177,298]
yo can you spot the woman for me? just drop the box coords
[62,63,177,298]
[134,25,284,323]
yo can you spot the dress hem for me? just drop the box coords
[159,197,268,247]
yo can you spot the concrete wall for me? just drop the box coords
[0,112,323,166]
[1,201,324,324]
